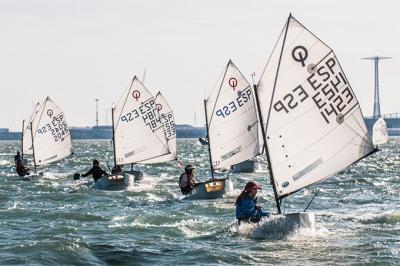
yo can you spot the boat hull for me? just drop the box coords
[93,173,133,191]
[231,160,261,173]
[185,178,227,200]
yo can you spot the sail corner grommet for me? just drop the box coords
[336,114,344,124]
[307,63,316,74]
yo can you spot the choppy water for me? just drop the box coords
[1,139,400,265]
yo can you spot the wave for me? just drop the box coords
[358,211,400,225]
[0,159,11,166]
[321,210,400,225]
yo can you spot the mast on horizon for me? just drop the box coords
[361,56,391,118]
[95,99,99,127]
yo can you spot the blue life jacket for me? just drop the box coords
[236,194,270,223]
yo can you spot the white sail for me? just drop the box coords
[22,103,41,155]
[257,15,375,198]
[206,60,260,169]
[32,97,73,166]
[113,77,170,165]
[139,92,177,163]
[372,117,388,146]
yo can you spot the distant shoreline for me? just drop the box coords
[0,124,206,140]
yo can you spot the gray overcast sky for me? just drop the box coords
[0,0,399,131]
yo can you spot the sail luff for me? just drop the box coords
[21,120,24,159]
[254,84,281,213]
[204,99,215,179]
[264,14,292,137]
[209,60,231,125]
[259,14,291,210]
[113,77,136,132]
[112,107,117,166]
[30,121,37,173]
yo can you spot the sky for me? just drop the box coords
[0,0,399,131]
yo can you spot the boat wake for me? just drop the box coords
[234,214,326,240]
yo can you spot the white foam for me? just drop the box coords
[0,159,11,166]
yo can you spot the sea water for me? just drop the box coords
[1,139,399,265]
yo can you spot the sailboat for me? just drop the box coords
[21,103,41,163]
[29,97,73,174]
[186,60,260,199]
[254,14,386,228]
[372,117,389,146]
[95,77,172,190]
[139,91,177,163]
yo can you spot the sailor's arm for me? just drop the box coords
[81,168,93,177]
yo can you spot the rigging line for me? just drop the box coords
[113,77,136,131]
[259,48,334,110]
[282,197,286,214]
[209,61,231,125]
[257,22,287,85]
[349,110,369,136]
[343,113,373,144]
[290,15,333,52]
[263,27,323,88]
[335,53,365,116]
[32,98,49,140]
[304,187,321,212]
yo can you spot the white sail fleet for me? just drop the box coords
[17,14,388,221]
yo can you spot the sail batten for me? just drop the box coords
[258,14,375,198]
[206,60,260,169]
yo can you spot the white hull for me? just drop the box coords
[185,178,228,200]
[231,160,262,173]
[92,173,134,191]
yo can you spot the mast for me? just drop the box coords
[21,120,25,159]
[255,14,291,213]
[111,107,117,166]
[30,122,37,173]
[253,84,281,214]
[204,99,215,180]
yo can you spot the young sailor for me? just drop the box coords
[14,151,22,164]
[81,159,108,182]
[179,164,196,195]
[235,181,270,224]
[111,165,123,174]
[14,151,30,177]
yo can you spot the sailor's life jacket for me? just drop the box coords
[15,158,29,177]
[179,173,195,195]
[236,195,270,224]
